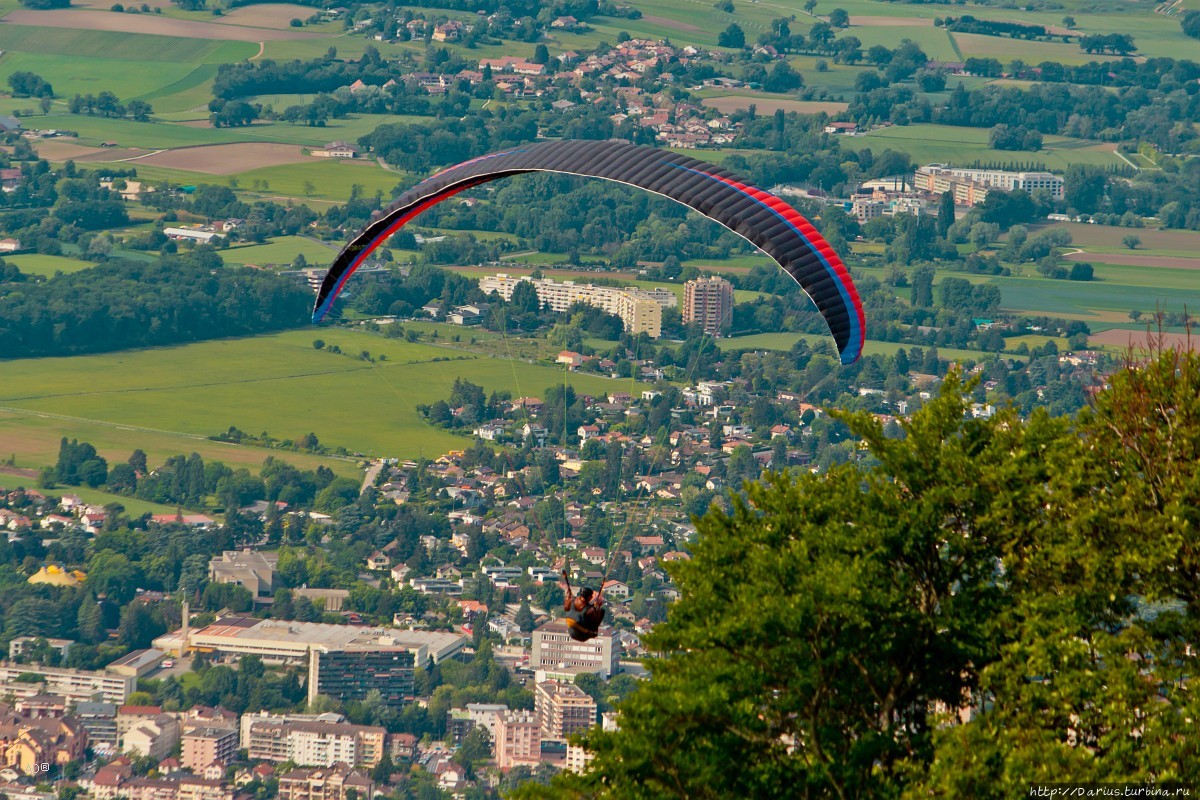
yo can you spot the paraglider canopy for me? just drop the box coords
[313,140,865,364]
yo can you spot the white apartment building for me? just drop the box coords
[531,621,620,679]
[479,274,674,338]
[915,164,1064,201]
[0,662,134,705]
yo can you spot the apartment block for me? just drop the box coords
[277,765,374,800]
[308,647,415,709]
[122,714,180,761]
[0,662,134,705]
[479,274,672,338]
[534,680,597,742]
[914,164,1064,204]
[242,716,386,769]
[494,710,540,770]
[531,621,620,679]
[181,727,238,772]
[682,277,733,336]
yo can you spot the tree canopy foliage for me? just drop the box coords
[0,251,309,358]
[514,346,1200,798]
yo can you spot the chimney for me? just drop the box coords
[180,599,190,657]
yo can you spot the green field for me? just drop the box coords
[99,160,408,203]
[220,237,340,267]
[0,330,638,471]
[715,331,1000,362]
[0,28,253,113]
[996,275,1200,317]
[840,124,1126,171]
[30,111,427,151]
[7,254,96,277]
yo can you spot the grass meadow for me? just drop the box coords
[220,237,340,267]
[714,331,1007,362]
[0,329,636,471]
[839,124,1126,171]
[7,254,96,277]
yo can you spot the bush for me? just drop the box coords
[110,3,123,10]
[290,17,302,26]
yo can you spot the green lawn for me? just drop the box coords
[45,486,189,517]
[997,276,1200,317]
[6,254,96,277]
[715,331,1001,362]
[30,111,428,151]
[99,160,408,203]
[840,124,1125,171]
[220,237,340,267]
[0,30,252,113]
[0,330,637,468]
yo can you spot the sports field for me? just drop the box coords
[0,330,636,471]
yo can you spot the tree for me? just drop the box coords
[827,7,849,27]
[1122,234,1141,250]
[1183,10,1200,40]
[1064,165,1107,215]
[804,0,817,14]
[1062,15,1076,29]
[532,44,550,64]
[7,71,54,98]
[514,372,1054,799]
[515,600,536,633]
[717,23,745,48]
[1068,262,1093,281]
[936,191,955,238]
[511,280,541,314]
[910,264,934,308]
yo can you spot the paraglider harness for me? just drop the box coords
[562,567,605,642]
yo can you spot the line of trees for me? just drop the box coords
[0,251,310,358]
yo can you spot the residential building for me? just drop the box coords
[852,197,885,223]
[242,716,385,769]
[277,764,374,800]
[15,695,66,719]
[307,646,412,709]
[74,701,118,749]
[682,277,733,336]
[914,164,1064,203]
[534,680,597,742]
[0,662,134,705]
[479,274,671,338]
[207,550,278,599]
[465,703,507,744]
[8,637,73,661]
[181,727,238,772]
[0,716,87,774]
[530,621,620,678]
[493,710,540,770]
[122,714,180,761]
[565,743,594,773]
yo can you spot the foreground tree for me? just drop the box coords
[514,344,1200,798]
